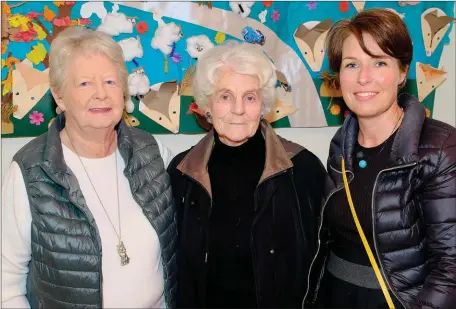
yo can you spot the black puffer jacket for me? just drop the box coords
[307,94,456,309]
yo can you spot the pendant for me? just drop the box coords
[117,241,130,266]
[359,159,367,169]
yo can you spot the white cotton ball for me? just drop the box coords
[229,2,255,19]
[80,2,107,19]
[118,37,144,61]
[125,98,135,113]
[98,13,134,36]
[151,22,182,55]
[128,72,150,96]
[186,35,214,59]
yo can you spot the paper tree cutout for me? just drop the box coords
[351,1,366,12]
[139,81,181,133]
[416,62,446,101]
[12,59,50,120]
[294,19,332,72]
[421,8,455,57]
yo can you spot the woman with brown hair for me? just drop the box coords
[306,8,456,309]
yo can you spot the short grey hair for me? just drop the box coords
[193,41,277,114]
[49,26,128,99]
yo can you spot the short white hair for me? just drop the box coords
[49,26,129,99]
[193,41,277,114]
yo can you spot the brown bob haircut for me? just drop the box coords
[325,8,413,89]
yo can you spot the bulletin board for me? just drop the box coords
[1,1,454,137]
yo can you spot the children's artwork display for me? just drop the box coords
[1,1,454,137]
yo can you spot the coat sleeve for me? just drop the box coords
[415,131,456,309]
[1,162,32,308]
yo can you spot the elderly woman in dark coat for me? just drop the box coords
[167,41,331,308]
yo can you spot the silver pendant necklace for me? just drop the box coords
[65,129,130,266]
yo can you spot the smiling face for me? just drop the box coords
[339,33,406,119]
[207,68,262,146]
[52,53,125,131]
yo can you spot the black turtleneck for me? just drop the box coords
[206,128,265,308]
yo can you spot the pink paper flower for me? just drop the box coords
[271,10,280,22]
[29,111,44,125]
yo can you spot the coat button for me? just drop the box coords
[190,201,195,206]
[270,249,275,254]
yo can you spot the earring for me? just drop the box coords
[205,111,212,118]
[260,113,264,120]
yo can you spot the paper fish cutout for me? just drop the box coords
[12,59,50,119]
[416,62,446,101]
[122,110,140,127]
[294,19,332,72]
[351,1,366,12]
[421,9,455,56]
[139,81,180,133]
[264,100,298,123]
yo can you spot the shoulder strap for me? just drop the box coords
[341,156,395,309]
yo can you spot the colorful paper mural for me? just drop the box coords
[1,1,455,137]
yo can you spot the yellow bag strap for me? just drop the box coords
[341,157,395,309]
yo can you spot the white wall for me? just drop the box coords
[1,24,455,181]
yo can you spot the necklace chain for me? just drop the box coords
[64,129,130,265]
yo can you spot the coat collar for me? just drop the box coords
[331,93,425,171]
[176,120,304,199]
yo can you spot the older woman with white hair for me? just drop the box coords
[1,27,176,308]
[167,41,330,308]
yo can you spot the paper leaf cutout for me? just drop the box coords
[43,5,57,22]
[416,62,446,101]
[26,43,47,65]
[139,81,180,133]
[32,22,47,40]
[421,9,455,56]
[265,100,298,123]
[294,19,332,71]
[12,60,50,119]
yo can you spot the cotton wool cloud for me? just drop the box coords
[151,22,183,55]
[97,13,135,36]
[118,37,144,61]
[128,68,150,96]
[186,35,214,59]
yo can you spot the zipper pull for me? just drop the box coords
[205,252,208,263]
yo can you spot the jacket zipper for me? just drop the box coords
[302,163,353,308]
[250,169,289,305]
[371,162,417,309]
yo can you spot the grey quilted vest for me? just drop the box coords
[13,114,177,308]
